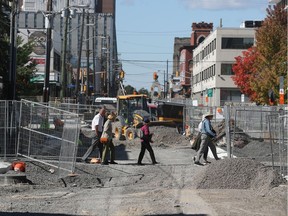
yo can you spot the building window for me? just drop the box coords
[25,0,36,11]
[198,36,205,44]
[220,89,242,106]
[221,63,234,75]
[212,39,216,50]
[221,37,254,49]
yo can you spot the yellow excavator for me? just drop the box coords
[112,94,184,141]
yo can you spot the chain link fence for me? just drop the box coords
[0,100,20,159]
[267,111,288,177]
[2,98,286,178]
[175,100,287,177]
[17,100,80,178]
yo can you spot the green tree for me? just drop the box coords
[232,4,287,105]
[124,85,135,94]
[138,87,150,96]
[0,1,10,99]
[16,37,38,96]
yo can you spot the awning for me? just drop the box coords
[30,74,45,83]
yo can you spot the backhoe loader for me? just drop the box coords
[112,94,184,141]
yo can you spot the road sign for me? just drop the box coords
[207,88,213,97]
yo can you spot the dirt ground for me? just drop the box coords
[0,126,287,216]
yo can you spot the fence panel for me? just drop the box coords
[183,104,287,177]
[0,100,20,159]
[228,106,287,177]
[17,99,80,178]
[268,112,288,177]
[184,105,224,136]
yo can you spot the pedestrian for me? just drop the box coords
[101,113,118,165]
[137,117,158,165]
[81,107,106,163]
[193,115,220,164]
[194,113,219,166]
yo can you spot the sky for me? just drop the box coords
[115,0,270,91]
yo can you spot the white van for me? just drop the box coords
[94,97,117,112]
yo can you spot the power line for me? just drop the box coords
[121,59,237,63]
[117,30,190,34]
[120,52,172,55]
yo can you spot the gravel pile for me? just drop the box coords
[150,125,188,146]
[124,125,189,148]
[193,158,286,193]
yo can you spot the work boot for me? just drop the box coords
[101,161,109,165]
[110,161,118,164]
[194,161,204,166]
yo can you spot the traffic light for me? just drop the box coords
[119,70,125,79]
[153,72,158,80]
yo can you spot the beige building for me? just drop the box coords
[192,28,256,106]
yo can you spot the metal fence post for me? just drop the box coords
[224,105,231,158]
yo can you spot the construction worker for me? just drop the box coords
[101,113,118,165]
[194,113,217,166]
[81,107,106,163]
[137,117,158,165]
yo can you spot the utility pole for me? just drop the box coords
[75,9,85,101]
[60,0,70,101]
[92,23,96,96]
[166,59,169,99]
[106,35,110,97]
[9,0,17,100]
[85,13,90,102]
[43,0,53,103]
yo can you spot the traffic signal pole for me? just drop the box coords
[43,0,53,103]
[75,9,85,101]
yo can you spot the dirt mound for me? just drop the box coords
[123,125,189,148]
[150,126,188,146]
[193,158,286,192]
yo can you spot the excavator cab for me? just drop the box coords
[117,94,149,124]
[113,94,151,140]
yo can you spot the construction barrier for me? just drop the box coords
[17,99,80,178]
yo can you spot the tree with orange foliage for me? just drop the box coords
[232,4,287,105]
[232,47,258,102]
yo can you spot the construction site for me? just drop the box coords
[0,99,287,216]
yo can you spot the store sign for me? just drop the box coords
[28,31,46,55]
[32,58,45,65]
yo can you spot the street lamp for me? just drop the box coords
[157,70,166,99]
[74,33,107,102]
[74,7,96,102]
[60,3,90,101]
[102,35,111,97]
[40,0,90,102]
[42,0,53,103]
[59,0,70,101]
[101,35,111,96]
